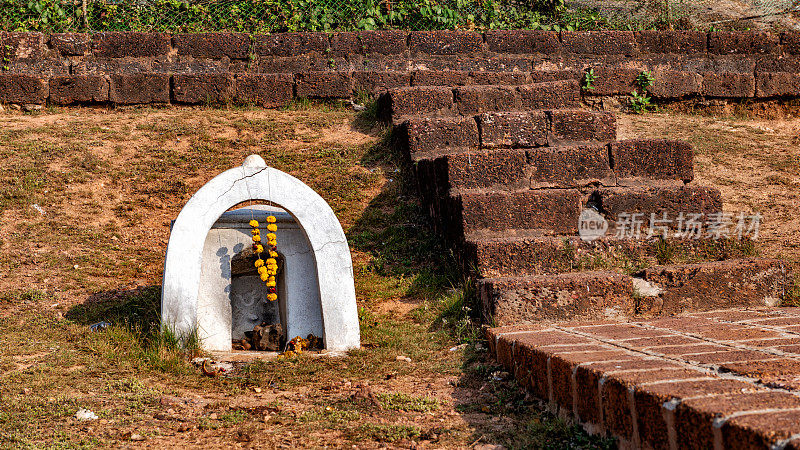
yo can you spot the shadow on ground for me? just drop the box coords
[346,111,619,449]
[66,285,162,337]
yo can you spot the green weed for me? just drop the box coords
[377,392,439,412]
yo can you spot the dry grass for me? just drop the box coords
[0,104,611,449]
[617,110,800,271]
[3,103,796,448]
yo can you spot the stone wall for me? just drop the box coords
[2,30,800,106]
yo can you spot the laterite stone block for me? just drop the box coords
[637,259,791,313]
[480,271,634,325]
[409,30,483,55]
[405,116,479,157]
[296,72,353,98]
[596,185,722,230]
[561,30,637,55]
[454,85,519,115]
[479,111,549,148]
[635,30,707,54]
[702,72,755,97]
[430,149,529,191]
[471,71,533,85]
[0,74,47,104]
[610,139,694,182]
[49,75,109,104]
[517,79,581,109]
[648,70,702,98]
[460,189,581,234]
[352,71,410,94]
[92,32,171,58]
[0,32,45,60]
[329,32,360,56]
[756,72,800,97]
[412,70,472,86]
[255,32,329,57]
[173,73,233,104]
[485,30,561,54]
[233,73,293,107]
[782,31,800,55]
[173,33,250,59]
[50,33,89,56]
[380,86,454,120]
[528,145,614,188]
[357,30,408,55]
[588,67,640,95]
[110,73,169,104]
[709,31,779,54]
[548,110,616,143]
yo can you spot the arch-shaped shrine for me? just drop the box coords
[161,155,360,352]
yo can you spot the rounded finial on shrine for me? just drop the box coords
[242,154,267,168]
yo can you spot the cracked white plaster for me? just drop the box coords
[161,155,360,352]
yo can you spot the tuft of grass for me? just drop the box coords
[351,423,421,443]
[376,392,439,412]
[506,412,617,450]
[783,275,800,307]
[427,283,482,343]
[654,237,675,265]
[0,289,52,304]
[352,91,381,131]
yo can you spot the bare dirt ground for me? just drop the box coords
[0,104,798,448]
[0,104,609,449]
[618,110,800,271]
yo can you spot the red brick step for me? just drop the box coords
[487,308,800,448]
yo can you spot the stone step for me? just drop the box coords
[487,308,800,448]
[413,139,694,194]
[435,184,721,238]
[465,235,758,278]
[479,258,792,325]
[379,79,580,123]
[479,271,635,324]
[400,110,617,160]
[634,258,792,313]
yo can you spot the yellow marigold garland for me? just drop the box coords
[250,215,279,302]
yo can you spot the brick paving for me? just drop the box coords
[488,308,800,449]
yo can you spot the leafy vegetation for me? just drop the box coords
[0,0,605,33]
[629,70,655,114]
[629,89,651,114]
[582,67,596,91]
